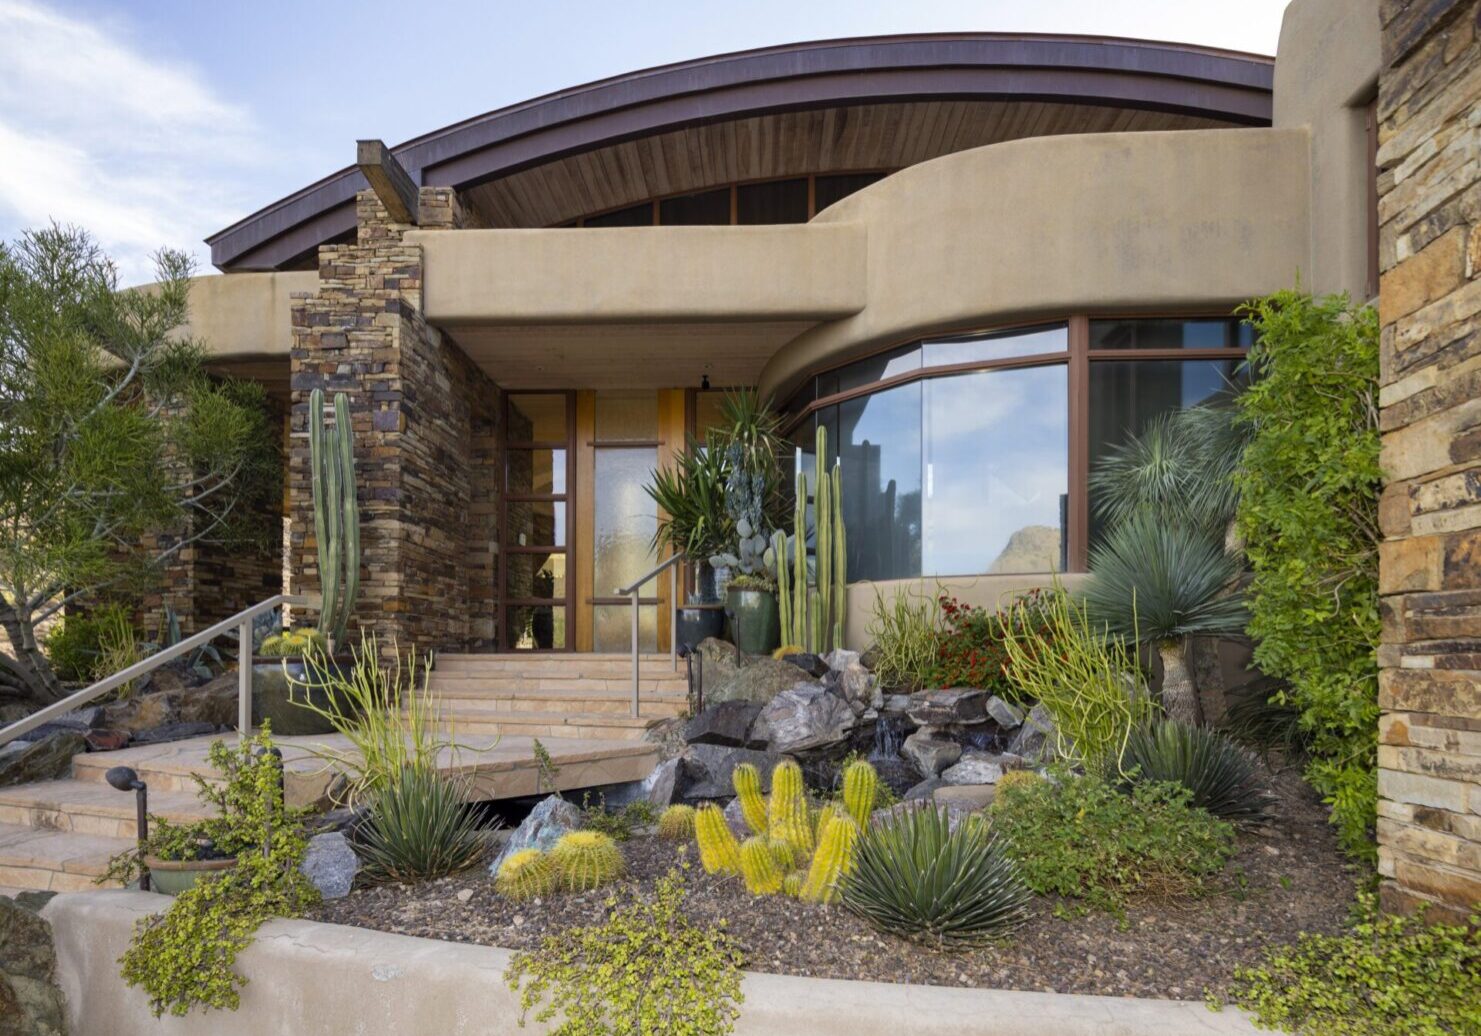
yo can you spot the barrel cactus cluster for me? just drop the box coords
[494,830,625,898]
[694,757,880,904]
[308,387,361,647]
[773,424,847,654]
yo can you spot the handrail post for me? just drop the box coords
[630,588,641,718]
[237,616,253,740]
[669,562,678,671]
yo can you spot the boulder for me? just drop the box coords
[596,758,681,810]
[985,696,1025,729]
[683,701,764,748]
[0,895,66,1036]
[33,706,104,733]
[489,795,582,875]
[933,784,997,811]
[835,662,880,710]
[901,730,962,778]
[99,692,174,735]
[824,648,861,672]
[858,645,881,672]
[1006,703,1057,763]
[754,685,856,754]
[722,797,752,839]
[83,729,131,752]
[940,751,1026,786]
[679,744,784,800]
[908,688,989,726]
[642,716,688,761]
[174,673,239,727]
[903,777,947,801]
[871,798,974,832]
[305,805,372,841]
[695,638,810,705]
[0,733,83,788]
[881,694,914,714]
[299,831,359,900]
[130,721,218,745]
[781,652,829,679]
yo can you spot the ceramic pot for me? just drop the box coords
[144,854,237,895]
[726,588,780,656]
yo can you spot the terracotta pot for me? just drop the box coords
[144,854,237,896]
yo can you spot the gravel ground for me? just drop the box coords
[311,765,1360,1001]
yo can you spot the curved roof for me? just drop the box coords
[207,33,1274,271]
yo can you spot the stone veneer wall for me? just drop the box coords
[1375,0,1481,921]
[289,188,500,652]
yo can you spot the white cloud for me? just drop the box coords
[0,0,263,283]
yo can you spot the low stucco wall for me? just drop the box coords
[180,270,317,359]
[44,890,1259,1036]
[846,574,1091,650]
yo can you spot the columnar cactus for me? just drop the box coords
[308,388,361,646]
[657,804,696,842]
[549,831,624,891]
[800,813,861,904]
[731,763,769,835]
[495,848,558,901]
[813,800,845,844]
[694,803,741,876]
[775,425,847,653]
[782,871,806,898]
[843,759,880,829]
[739,836,785,895]
[767,760,813,857]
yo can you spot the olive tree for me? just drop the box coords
[0,226,277,710]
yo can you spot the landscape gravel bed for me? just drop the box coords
[311,767,1357,1001]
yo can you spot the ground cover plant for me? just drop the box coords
[990,768,1234,919]
[1234,290,1381,860]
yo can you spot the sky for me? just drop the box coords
[0,0,1291,284]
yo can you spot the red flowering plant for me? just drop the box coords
[927,588,1058,701]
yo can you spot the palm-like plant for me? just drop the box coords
[646,435,732,563]
[1084,512,1246,725]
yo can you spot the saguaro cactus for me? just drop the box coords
[308,388,360,646]
[774,425,847,653]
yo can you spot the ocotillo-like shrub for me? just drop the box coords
[657,804,696,842]
[843,759,879,828]
[549,831,624,892]
[801,813,861,904]
[768,760,813,857]
[496,848,558,901]
[740,836,785,895]
[308,388,361,646]
[695,803,741,875]
[732,763,769,835]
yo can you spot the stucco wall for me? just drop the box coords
[758,127,1310,400]
[846,574,1091,650]
[180,270,316,359]
[1272,0,1382,301]
[43,890,1261,1036]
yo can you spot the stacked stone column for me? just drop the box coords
[1375,0,1481,921]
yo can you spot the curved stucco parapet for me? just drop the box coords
[758,126,1311,401]
[179,270,318,359]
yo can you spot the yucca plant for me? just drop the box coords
[357,765,485,882]
[646,434,733,564]
[841,805,1030,948]
[1115,719,1272,822]
[1083,512,1246,726]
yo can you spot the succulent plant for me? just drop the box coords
[496,848,558,901]
[1113,719,1272,822]
[732,763,769,835]
[842,758,879,829]
[767,760,813,858]
[841,805,1030,947]
[782,871,806,898]
[308,387,361,647]
[800,813,861,904]
[657,804,696,842]
[740,836,785,895]
[549,830,624,892]
[813,800,845,844]
[694,803,741,876]
[357,765,484,882]
[775,424,847,653]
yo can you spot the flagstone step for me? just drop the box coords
[0,822,130,892]
[0,779,213,840]
[434,709,662,741]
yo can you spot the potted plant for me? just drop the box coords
[253,627,356,735]
[647,433,732,650]
[723,570,781,655]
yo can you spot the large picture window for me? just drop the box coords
[783,316,1248,578]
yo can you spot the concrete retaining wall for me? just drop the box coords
[44,890,1260,1035]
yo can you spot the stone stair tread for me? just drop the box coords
[0,821,129,877]
[424,682,687,697]
[0,779,213,823]
[436,709,660,728]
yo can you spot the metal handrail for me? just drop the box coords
[615,554,685,718]
[0,593,312,748]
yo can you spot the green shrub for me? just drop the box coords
[990,769,1233,917]
[865,583,941,690]
[506,863,744,1035]
[1221,893,1481,1036]
[841,805,1029,947]
[116,729,319,1016]
[43,601,134,682]
[357,765,485,883]
[580,794,660,841]
[1235,290,1381,860]
[1114,720,1272,823]
[996,585,1157,772]
[927,589,1057,698]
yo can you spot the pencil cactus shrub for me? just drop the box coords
[739,836,786,895]
[308,387,361,647]
[800,812,861,904]
[842,758,879,828]
[767,759,814,857]
[731,762,769,835]
[549,831,624,892]
[657,804,696,842]
[773,424,848,654]
[694,803,742,876]
[496,848,559,901]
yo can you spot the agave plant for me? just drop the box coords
[840,805,1030,948]
[357,764,486,882]
[1114,719,1272,822]
[1083,512,1246,725]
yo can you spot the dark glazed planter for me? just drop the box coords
[676,604,726,654]
[726,588,780,656]
[250,655,354,736]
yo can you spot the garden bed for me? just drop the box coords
[313,765,1358,1002]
